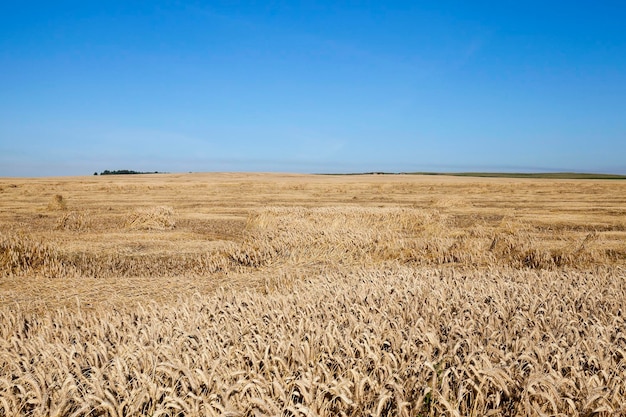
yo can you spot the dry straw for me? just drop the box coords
[55,211,89,231]
[0,232,63,277]
[0,207,619,279]
[230,207,611,270]
[46,194,67,211]
[125,206,176,230]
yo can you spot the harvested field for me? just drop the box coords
[1,173,626,416]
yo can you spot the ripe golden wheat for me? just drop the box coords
[1,267,625,416]
[2,206,614,279]
[1,174,625,416]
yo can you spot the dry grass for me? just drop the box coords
[1,173,626,415]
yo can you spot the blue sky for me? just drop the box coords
[1,1,625,176]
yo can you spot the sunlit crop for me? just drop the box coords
[1,173,625,416]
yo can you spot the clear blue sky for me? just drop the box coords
[1,1,625,176]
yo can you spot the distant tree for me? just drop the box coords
[99,169,162,175]
[94,172,98,176]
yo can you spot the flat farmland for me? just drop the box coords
[1,173,626,416]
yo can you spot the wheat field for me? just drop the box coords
[1,173,626,416]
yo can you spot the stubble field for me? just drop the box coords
[1,173,625,416]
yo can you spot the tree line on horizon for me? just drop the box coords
[95,170,162,176]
